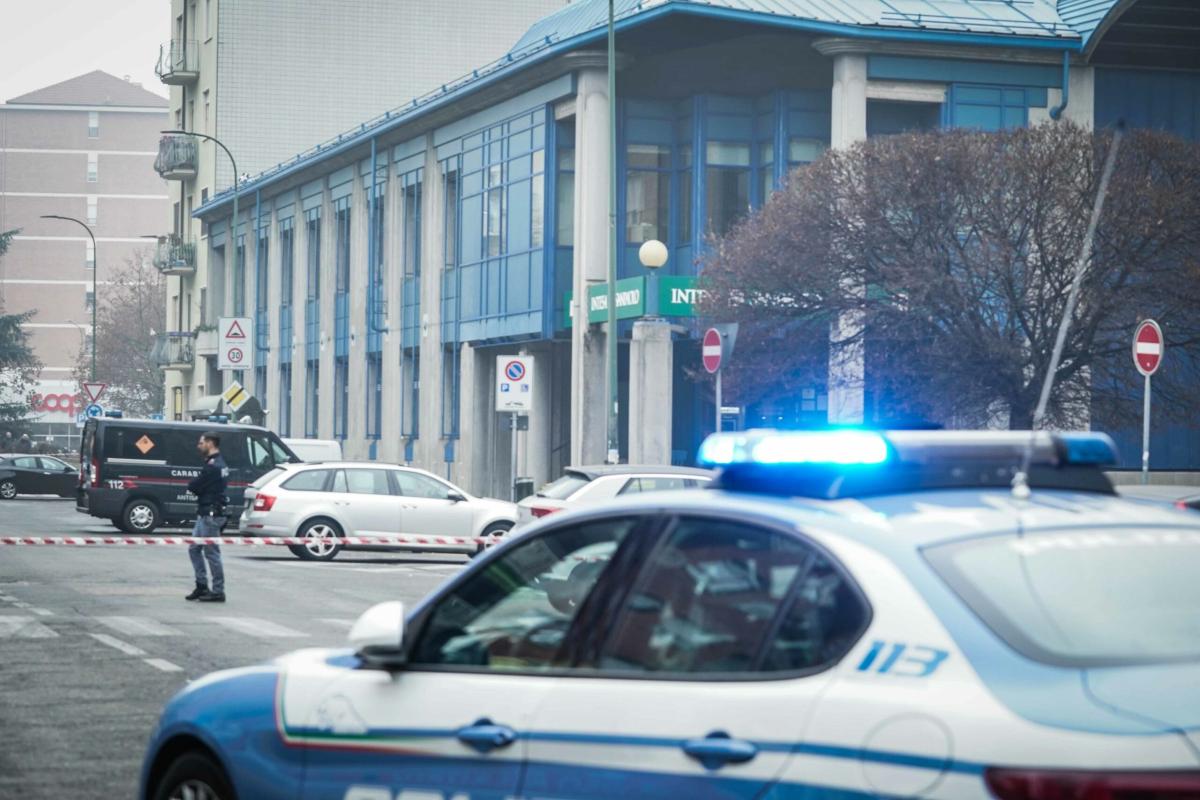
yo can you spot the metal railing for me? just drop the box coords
[156,40,199,83]
[154,135,198,178]
[152,332,196,369]
[153,236,196,275]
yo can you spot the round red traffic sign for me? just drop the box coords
[1133,319,1164,376]
[702,328,722,374]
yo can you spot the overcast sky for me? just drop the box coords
[1,0,167,102]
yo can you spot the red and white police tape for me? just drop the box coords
[0,534,502,547]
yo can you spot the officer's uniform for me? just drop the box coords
[187,451,229,598]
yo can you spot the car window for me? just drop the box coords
[38,457,69,471]
[12,457,39,469]
[410,517,639,671]
[594,517,860,675]
[925,527,1200,666]
[537,473,589,500]
[760,553,870,672]
[618,476,688,495]
[394,471,452,500]
[282,469,331,492]
[342,469,392,496]
[252,468,286,489]
[248,435,277,471]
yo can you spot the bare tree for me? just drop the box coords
[0,229,41,432]
[74,255,166,417]
[700,123,1200,429]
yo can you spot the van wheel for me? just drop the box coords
[293,519,343,561]
[121,499,161,534]
[0,480,16,500]
[152,751,235,800]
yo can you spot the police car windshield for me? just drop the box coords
[926,527,1200,667]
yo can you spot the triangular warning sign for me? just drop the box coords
[81,382,107,403]
[225,320,246,339]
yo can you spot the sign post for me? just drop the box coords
[703,328,723,434]
[496,356,535,501]
[1133,319,1164,485]
[218,317,254,371]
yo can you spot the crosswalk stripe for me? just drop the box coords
[209,616,309,639]
[143,658,184,673]
[96,616,182,637]
[0,616,58,639]
[89,633,147,656]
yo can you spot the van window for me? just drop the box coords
[103,427,192,463]
[248,435,278,471]
[219,432,249,468]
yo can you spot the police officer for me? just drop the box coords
[186,431,229,602]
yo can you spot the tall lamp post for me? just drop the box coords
[161,129,240,318]
[605,0,619,463]
[41,214,96,380]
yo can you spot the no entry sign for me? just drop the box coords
[1133,319,1164,376]
[702,328,722,374]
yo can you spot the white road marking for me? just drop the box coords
[0,616,57,638]
[317,618,355,630]
[143,658,184,673]
[96,616,182,637]
[89,632,147,656]
[209,616,309,638]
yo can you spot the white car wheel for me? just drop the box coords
[292,519,343,561]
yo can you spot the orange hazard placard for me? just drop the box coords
[135,435,155,454]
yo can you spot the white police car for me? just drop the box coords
[141,430,1200,800]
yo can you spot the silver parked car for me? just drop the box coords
[515,464,713,527]
[240,462,517,560]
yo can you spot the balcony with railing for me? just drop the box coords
[153,236,196,277]
[156,40,199,84]
[152,332,196,371]
[154,135,197,180]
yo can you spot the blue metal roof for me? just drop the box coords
[196,0,1091,219]
[1056,0,1130,51]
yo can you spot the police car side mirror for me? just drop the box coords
[349,601,407,669]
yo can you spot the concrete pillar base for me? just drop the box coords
[628,319,673,465]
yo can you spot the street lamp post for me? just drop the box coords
[605,0,619,464]
[162,129,239,322]
[41,214,96,380]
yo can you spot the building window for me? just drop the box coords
[255,365,268,406]
[85,241,95,270]
[87,112,99,138]
[86,152,98,183]
[333,358,348,440]
[279,363,292,436]
[86,196,98,225]
[232,235,246,316]
[401,350,419,439]
[84,290,95,312]
[759,142,775,206]
[205,0,212,38]
[334,198,350,356]
[625,143,671,244]
[305,360,319,437]
[203,90,210,134]
[305,210,321,302]
[366,353,382,440]
[402,179,421,279]
[705,141,751,237]
[556,123,575,247]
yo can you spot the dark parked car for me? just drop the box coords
[76,418,298,533]
[0,454,78,499]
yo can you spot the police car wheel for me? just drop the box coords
[0,480,16,500]
[153,752,234,800]
[121,500,161,534]
[294,519,343,561]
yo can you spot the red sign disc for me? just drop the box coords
[1133,320,1164,377]
[702,328,722,374]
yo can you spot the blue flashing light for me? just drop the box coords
[698,430,890,468]
[1058,433,1118,466]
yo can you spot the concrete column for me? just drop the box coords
[265,209,281,433]
[523,342,554,490]
[458,342,489,493]
[346,171,369,458]
[380,166,403,463]
[827,51,868,424]
[570,66,611,465]
[1031,64,1095,129]
[628,319,673,465]
[318,188,335,440]
[418,136,446,472]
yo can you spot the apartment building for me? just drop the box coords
[0,70,168,447]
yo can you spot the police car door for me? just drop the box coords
[297,515,646,800]
[521,513,871,799]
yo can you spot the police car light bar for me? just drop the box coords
[698,429,1119,499]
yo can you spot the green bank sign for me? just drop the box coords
[565,275,705,327]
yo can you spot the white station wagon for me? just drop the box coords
[240,462,516,559]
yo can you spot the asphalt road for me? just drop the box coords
[0,496,470,799]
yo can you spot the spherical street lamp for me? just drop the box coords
[638,238,668,270]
